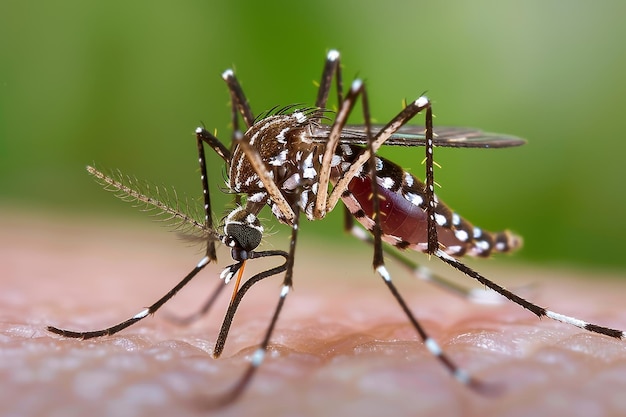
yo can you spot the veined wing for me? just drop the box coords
[310,124,526,148]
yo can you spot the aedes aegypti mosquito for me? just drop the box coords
[48,50,624,406]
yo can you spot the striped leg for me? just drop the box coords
[195,129,221,263]
[210,250,290,359]
[162,279,227,326]
[311,49,438,252]
[206,209,300,408]
[435,250,625,339]
[351,81,490,393]
[231,131,297,223]
[47,255,213,339]
[221,68,255,131]
[196,66,255,165]
[197,67,255,213]
[374,262,490,391]
[162,127,235,327]
[164,124,246,326]
[220,68,254,208]
[314,49,343,111]
[323,85,434,219]
[47,165,221,339]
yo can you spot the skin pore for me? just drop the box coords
[2,211,626,417]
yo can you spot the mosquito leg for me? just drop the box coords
[435,249,625,339]
[233,133,296,223]
[221,69,255,131]
[423,106,438,254]
[308,49,344,215]
[222,69,301,225]
[314,78,365,219]
[196,130,219,263]
[218,67,256,209]
[195,128,231,163]
[162,279,227,326]
[376,260,495,392]
[369,229,491,390]
[348,78,382,272]
[47,256,213,339]
[315,49,343,110]
[177,93,253,322]
[325,90,432,215]
[208,211,299,408]
[197,68,255,213]
[208,284,291,408]
[312,51,433,221]
[351,81,490,392]
[211,249,290,358]
[222,68,253,208]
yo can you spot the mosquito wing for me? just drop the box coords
[310,124,525,148]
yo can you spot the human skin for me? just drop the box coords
[2,211,626,417]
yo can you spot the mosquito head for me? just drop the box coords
[223,206,264,261]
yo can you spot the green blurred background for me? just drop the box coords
[1,1,625,270]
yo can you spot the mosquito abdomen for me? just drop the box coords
[335,146,522,258]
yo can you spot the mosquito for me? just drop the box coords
[48,50,624,406]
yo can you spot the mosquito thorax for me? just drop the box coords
[223,206,264,261]
[228,110,328,223]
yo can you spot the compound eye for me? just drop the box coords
[224,207,263,260]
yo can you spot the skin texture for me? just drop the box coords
[2,210,626,417]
